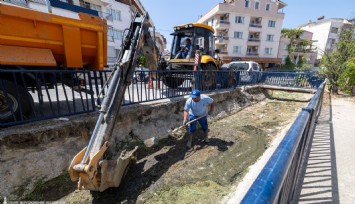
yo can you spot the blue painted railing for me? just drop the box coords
[241,81,326,203]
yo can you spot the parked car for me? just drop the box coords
[221,61,262,83]
[221,61,261,72]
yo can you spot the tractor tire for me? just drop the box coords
[0,80,34,123]
[200,63,217,90]
[162,73,185,89]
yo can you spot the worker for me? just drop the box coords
[181,38,192,58]
[183,89,215,148]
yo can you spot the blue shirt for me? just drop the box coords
[184,95,214,116]
[181,43,191,58]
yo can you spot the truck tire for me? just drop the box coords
[162,73,185,88]
[200,63,217,89]
[0,80,34,123]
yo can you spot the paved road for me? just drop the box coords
[295,94,355,203]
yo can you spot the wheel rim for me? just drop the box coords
[0,91,18,118]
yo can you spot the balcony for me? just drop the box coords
[248,38,260,42]
[249,23,262,28]
[249,17,262,29]
[215,20,230,30]
[2,0,28,7]
[98,11,113,21]
[215,37,229,45]
[246,52,259,56]
[49,0,99,16]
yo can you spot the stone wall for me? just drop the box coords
[0,86,265,199]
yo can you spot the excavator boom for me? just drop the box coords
[69,12,158,191]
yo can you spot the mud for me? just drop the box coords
[50,91,310,204]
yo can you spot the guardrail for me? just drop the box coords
[241,81,326,203]
[0,69,324,127]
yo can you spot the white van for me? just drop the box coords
[221,61,261,72]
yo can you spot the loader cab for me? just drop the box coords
[170,23,215,60]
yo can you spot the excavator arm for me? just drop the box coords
[68,12,158,191]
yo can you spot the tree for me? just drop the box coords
[281,28,314,70]
[137,55,147,67]
[296,56,312,71]
[320,27,355,94]
[339,57,355,94]
[282,55,295,70]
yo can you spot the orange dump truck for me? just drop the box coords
[0,3,107,70]
[0,3,108,123]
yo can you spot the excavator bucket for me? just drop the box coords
[69,142,138,191]
[97,146,138,191]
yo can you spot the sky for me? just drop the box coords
[139,0,355,50]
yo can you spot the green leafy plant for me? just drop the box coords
[339,57,355,94]
[320,27,355,94]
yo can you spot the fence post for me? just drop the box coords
[193,50,201,90]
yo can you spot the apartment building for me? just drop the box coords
[299,18,353,60]
[1,0,157,66]
[278,30,317,66]
[198,0,286,69]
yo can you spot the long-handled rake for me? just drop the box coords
[168,115,207,139]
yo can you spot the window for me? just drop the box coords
[233,46,242,53]
[283,44,288,50]
[255,1,259,9]
[245,0,250,8]
[90,4,101,12]
[266,3,270,11]
[266,34,274,41]
[330,27,339,34]
[235,16,245,23]
[111,9,121,21]
[113,29,122,40]
[265,47,272,55]
[79,0,90,9]
[252,63,259,71]
[234,31,243,39]
[268,20,276,27]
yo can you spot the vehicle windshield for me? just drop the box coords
[230,63,249,70]
[170,30,194,59]
[170,27,214,59]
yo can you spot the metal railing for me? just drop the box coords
[259,71,324,88]
[241,81,326,203]
[249,23,262,28]
[248,38,261,42]
[0,69,323,127]
[246,52,259,56]
[2,0,28,6]
[0,69,110,127]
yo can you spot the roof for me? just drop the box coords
[174,23,215,33]
[298,18,351,28]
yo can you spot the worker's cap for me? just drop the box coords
[191,90,200,98]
